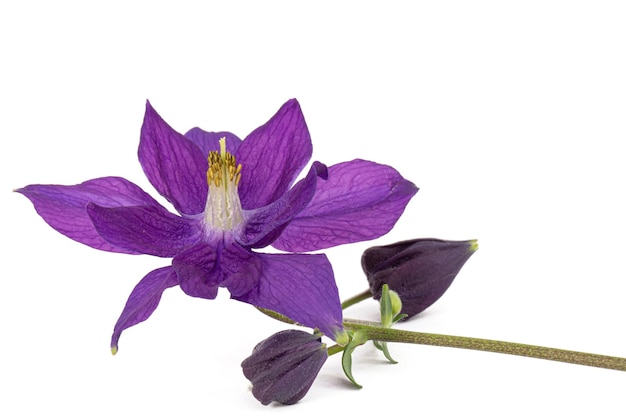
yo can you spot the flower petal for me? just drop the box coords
[219,244,263,298]
[184,128,242,158]
[171,242,219,299]
[234,253,343,339]
[139,101,208,215]
[241,330,327,405]
[110,266,179,354]
[172,241,261,299]
[236,99,312,209]
[16,177,162,253]
[86,203,201,257]
[238,161,327,249]
[272,159,418,252]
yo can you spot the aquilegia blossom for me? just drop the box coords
[17,99,417,352]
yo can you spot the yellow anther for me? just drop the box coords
[203,137,244,232]
[206,138,241,189]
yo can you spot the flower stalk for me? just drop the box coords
[340,319,626,372]
[256,307,626,372]
[341,289,373,309]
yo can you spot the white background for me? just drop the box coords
[2,1,625,415]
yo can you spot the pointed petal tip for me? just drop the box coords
[469,239,479,252]
[14,185,32,195]
[141,100,157,126]
[311,160,328,180]
[401,178,419,196]
[276,98,304,119]
[111,345,118,355]
[143,100,161,120]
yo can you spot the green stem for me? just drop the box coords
[343,319,626,372]
[341,289,373,309]
[327,344,345,356]
[256,307,626,372]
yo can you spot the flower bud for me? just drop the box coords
[362,238,478,319]
[241,330,328,405]
[388,289,403,319]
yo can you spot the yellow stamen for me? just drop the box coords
[203,137,244,232]
[207,138,242,188]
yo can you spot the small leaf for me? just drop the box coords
[373,340,383,351]
[392,313,408,324]
[341,331,368,388]
[373,340,398,364]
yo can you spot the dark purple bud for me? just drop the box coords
[362,238,478,319]
[241,330,328,405]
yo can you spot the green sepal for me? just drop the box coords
[376,284,402,363]
[380,284,394,328]
[341,331,368,388]
[373,340,398,364]
[393,313,408,323]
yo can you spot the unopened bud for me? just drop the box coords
[362,238,478,319]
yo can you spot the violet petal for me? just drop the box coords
[171,242,220,300]
[86,203,201,257]
[234,252,343,339]
[236,99,312,210]
[272,159,418,252]
[218,244,263,298]
[16,177,162,254]
[138,101,208,216]
[110,266,179,354]
[172,241,263,299]
[239,161,328,249]
[184,128,242,158]
[242,330,327,405]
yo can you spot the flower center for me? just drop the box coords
[203,138,244,232]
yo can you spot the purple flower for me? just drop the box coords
[241,330,327,405]
[362,238,478,319]
[16,99,417,352]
